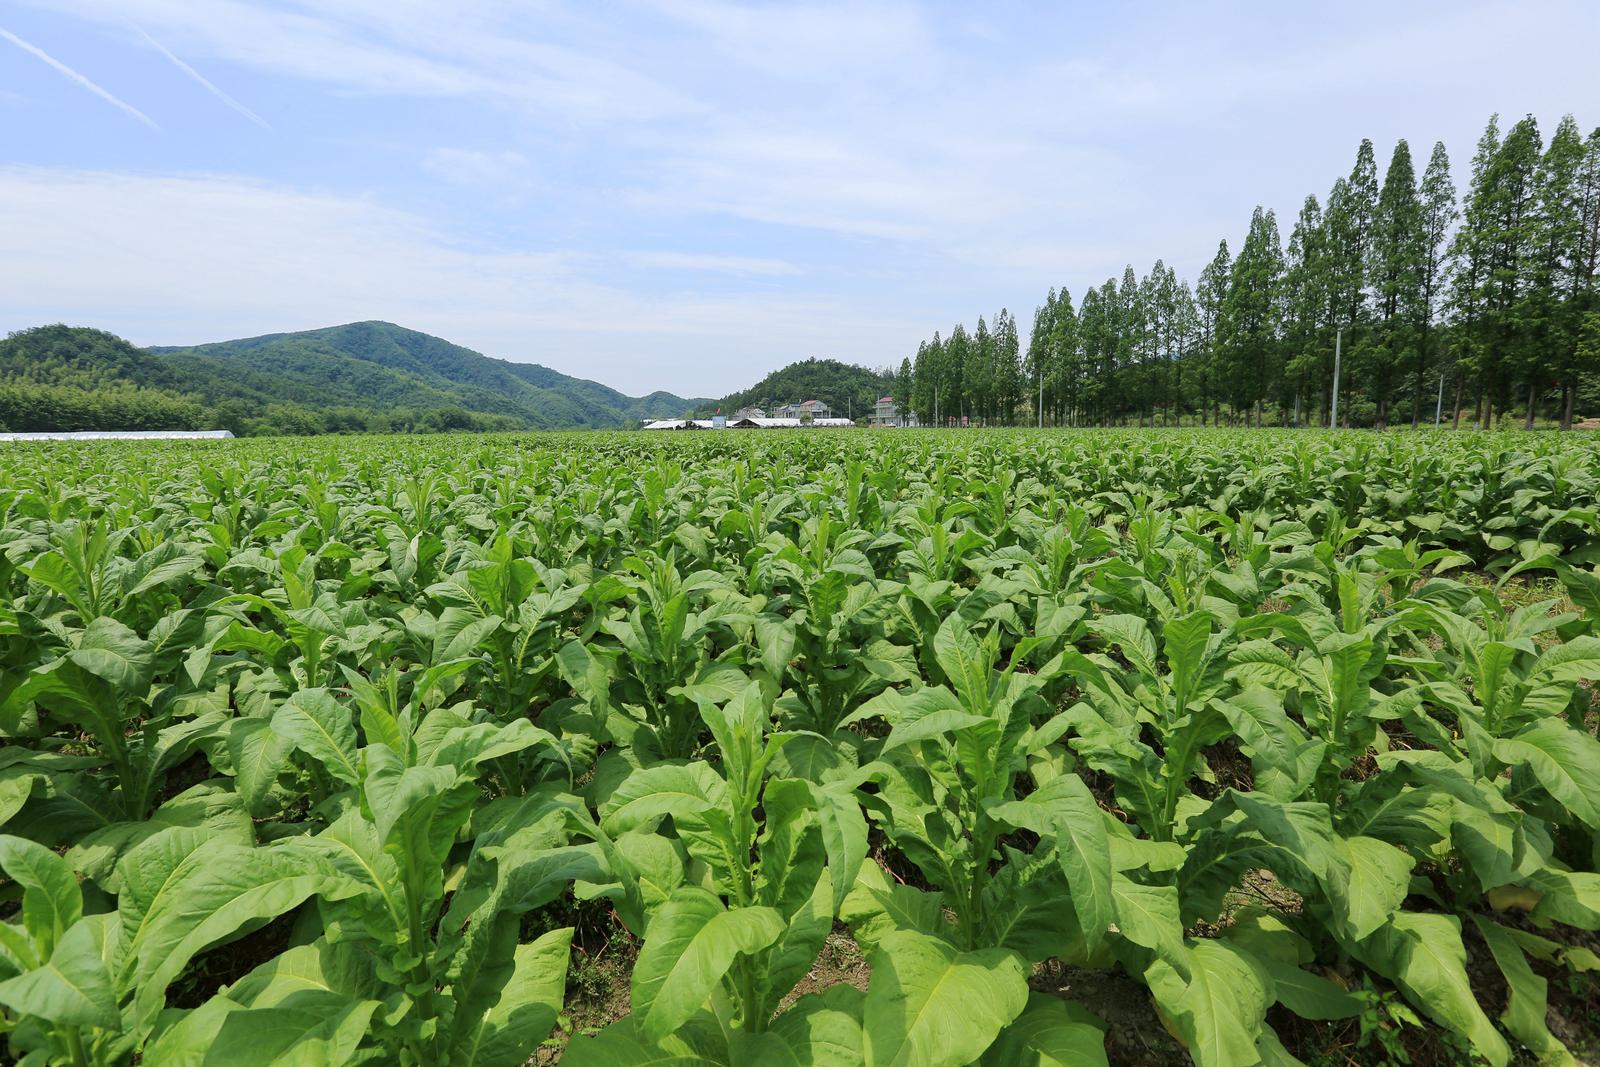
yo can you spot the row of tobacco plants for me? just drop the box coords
[1,428,1599,1066]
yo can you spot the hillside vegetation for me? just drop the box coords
[695,357,894,419]
[0,322,705,435]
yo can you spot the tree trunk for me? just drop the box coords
[1412,325,1429,429]
[1524,379,1536,431]
[1451,374,1464,430]
[1562,381,1575,431]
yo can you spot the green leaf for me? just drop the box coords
[459,927,574,1067]
[840,862,950,953]
[1087,615,1160,679]
[69,616,155,692]
[979,992,1107,1066]
[201,992,378,1067]
[0,833,82,957]
[809,780,869,913]
[862,929,1028,1067]
[1109,874,1188,978]
[1336,836,1412,941]
[1164,611,1215,710]
[1471,917,1575,1067]
[129,843,337,1027]
[228,718,291,817]
[739,984,865,1067]
[561,1016,724,1067]
[273,689,360,785]
[601,762,728,835]
[632,887,785,1040]
[0,915,117,1028]
[1143,940,1270,1067]
[876,687,986,754]
[987,774,1114,953]
[1347,912,1509,1067]
[757,869,833,1019]
[1493,718,1600,829]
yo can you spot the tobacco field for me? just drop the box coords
[2,428,1600,1067]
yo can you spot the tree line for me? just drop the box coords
[900,111,1600,430]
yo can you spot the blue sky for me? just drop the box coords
[2,1,1597,396]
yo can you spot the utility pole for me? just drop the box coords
[1329,328,1343,429]
[1435,372,1445,428]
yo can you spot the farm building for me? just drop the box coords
[0,430,236,441]
[870,396,916,427]
[642,415,854,430]
[773,399,831,419]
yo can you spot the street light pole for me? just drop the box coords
[1329,327,1343,429]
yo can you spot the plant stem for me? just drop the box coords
[63,1025,90,1067]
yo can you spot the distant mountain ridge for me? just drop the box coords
[0,321,708,435]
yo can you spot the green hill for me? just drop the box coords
[697,358,895,420]
[0,322,706,435]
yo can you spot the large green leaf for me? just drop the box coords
[0,915,117,1028]
[862,929,1028,1067]
[561,1016,724,1067]
[228,718,291,817]
[273,689,361,785]
[1348,912,1509,1067]
[979,992,1108,1067]
[456,927,573,1067]
[201,992,378,1067]
[129,843,339,1026]
[0,833,82,956]
[987,774,1114,952]
[632,887,785,1040]
[69,617,155,693]
[1143,940,1271,1067]
[1108,874,1188,978]
[738,984,865,1067]
[1336,835,1412,940]
[601,762,728,835]
[1472,917,1575,1067]
[1493,718,1600,829]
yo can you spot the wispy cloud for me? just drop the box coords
[421,148,532,189]
[28,0,699,123]
[625,252,801,276]
[0,24,157,128]
[132,25,269,129]
[0,168,915,394]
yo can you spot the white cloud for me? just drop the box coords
[625,252,800,276]
[7,0,1600,378]
[0,24,158,127]
[23,0,700,122]
[421,148,532,189]
[0,167,917,394]
[132,25,269,128]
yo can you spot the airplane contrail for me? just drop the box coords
[133,25,270,130]
[0,25,159,129]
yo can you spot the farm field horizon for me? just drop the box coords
[2,427,1599,1066]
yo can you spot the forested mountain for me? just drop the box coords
[696,358,895,419]
[909,109,1600,429]
[0,322,706,435]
